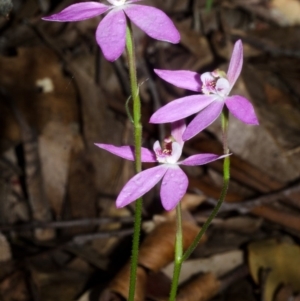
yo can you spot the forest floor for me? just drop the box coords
[0,0,300,300]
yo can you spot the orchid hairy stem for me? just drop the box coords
[205,0,214,11]
[169,109,230,300]
[182,107,230,262]
[125,20,143,301]
[169,202,183,301]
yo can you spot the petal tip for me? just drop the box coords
[169,32,180,44]
[116,196,131,208]
[149,115,160,124]
[162,203,176,211]
[116,202,125,209]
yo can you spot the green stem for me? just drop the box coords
[125,20,143,301]
[205,0,214,12]
[169,202,183,301]
[182,107,230,262]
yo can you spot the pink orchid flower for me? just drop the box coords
[150,40,259,141]
[42,0,180,61]
[95,121,227,211]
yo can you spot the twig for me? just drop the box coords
[194,181,300,214]
[72,228,134,244]
[230,29,300,58]
[0,216,135,232]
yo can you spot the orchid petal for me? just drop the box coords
[216,78,230,97]
[225,95,259,125]
[179,154,228,166]
[200,71,214,85]
[153,141,162,153]
[160,166,188,211]
[227,40,243,88]
[150,95,215,124]
[183,100,224,141]
[107,0,125,5]
[166,142,182,164]
[94,144,156,162]
[116,165,168,208]
[42,2,109,22]
[124,5,180,43]
[96,10,126,61]
[201,72,215,82]
[154,69,201,92]
[200,72,217,95]
[171,120,186,147]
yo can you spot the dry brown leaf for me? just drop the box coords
[138,220,201,272]
[108,264,147,301]
[251,205,300,232]
[274,285,294,301]
[271,0,300,26]
[65,135,98,234]
[248,239,300,301]
[0,47,78,144]
[31,265,91,301]
[176,273,220,301]
[175,21,213,66]
[164,194,206,220]
[0,233,11,262]
[216,217,263,233]
[105,220,202,300]
[39,121,78,218]
[163,250,243,285]
[0,271,29,301]
[0,148,28,224]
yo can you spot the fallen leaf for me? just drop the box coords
[39,121,78,218]
[248,239,300,301]
[271,0,300,26]
[163,250,243,284]
[177,272,220,301]
[0,233,12,262]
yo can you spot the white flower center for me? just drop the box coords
[153,138,182,165]
[107,0,126,6]
[201,70,230,98]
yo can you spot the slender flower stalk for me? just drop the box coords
[43,3,179,299]
[169,202,183,301]
[125,20,143,301]
[182,108,230,262]
[96,121,229,300]
[166,110,230,301]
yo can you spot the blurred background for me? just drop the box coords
[0,0,300,300]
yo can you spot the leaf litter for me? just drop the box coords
[0,0,300,300]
